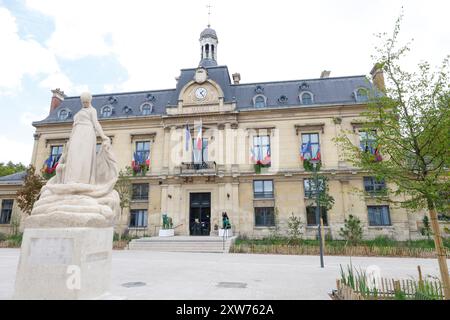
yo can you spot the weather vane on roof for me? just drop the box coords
[206,2,212,27]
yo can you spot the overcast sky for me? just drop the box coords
[0,0,449,165]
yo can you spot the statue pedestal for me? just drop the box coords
[14,227,113,300]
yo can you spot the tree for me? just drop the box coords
[339,215,363,246]
[0,161,26,177]
[16,165,44,215]
[287,213,304,244]
[336,14,450,298]
[114,167,133,241]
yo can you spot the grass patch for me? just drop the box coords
[234,235,450,249]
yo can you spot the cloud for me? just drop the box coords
[0,135,33,164]
[0,7,77,95]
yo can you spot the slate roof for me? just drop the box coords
[200,27,218,40]
[0,171,26,184]
[33,65,376,126]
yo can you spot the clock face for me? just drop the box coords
[195,87,208,100]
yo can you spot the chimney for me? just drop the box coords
[370,63,385,92]
[50,88,66,113]
[320,70,331,78]
[232,73,241,84]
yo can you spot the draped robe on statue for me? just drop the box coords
[26,106,120,228]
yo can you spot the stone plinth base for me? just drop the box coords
[14,227,113,300]
[158,229,175,237]
[219,229,233,237]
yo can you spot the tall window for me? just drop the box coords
[254,95,266,108]
[129,209,148,228]
[192,138,208,163]
[363,177,386,193]
[135,141,150,163]
[253,180,274,198]
[359,130,377,152]
[304,178,324,198]
[101,106,112,117]
[368,206,391,226]
[301,133,320,160]
[301,92,313,105]
[253,135,271,165]
[132,183,149,201]
[0,199,13,224]
[50,145,63,167]
[255,207,275,227]
[356,88,368,102]
[306,206,328,226]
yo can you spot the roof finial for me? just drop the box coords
[206,2,212,28]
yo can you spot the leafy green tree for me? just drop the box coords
[114,167,133,241]
[287,213,304,244]
[16,165,44,215]
[0,161,26,177]
[336,14,450,298]
[339,215,363,246]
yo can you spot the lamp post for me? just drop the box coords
[311,159,324,268]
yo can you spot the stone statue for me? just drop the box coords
[14,92,120,299]
[25,91,120,228]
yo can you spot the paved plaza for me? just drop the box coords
[0,249,446,300]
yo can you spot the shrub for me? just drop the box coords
[287,213,304,244]
[7,233,23,247]
[0,232,7,242]
[420,216,432,240]
[339,215,363,245]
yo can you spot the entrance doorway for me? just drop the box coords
[189,193,211,236]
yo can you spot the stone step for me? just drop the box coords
[128,236,235,253]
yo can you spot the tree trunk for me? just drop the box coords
[428,205,450,299]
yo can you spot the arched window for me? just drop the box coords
[205,44,210,58]
[141,103,153,115]
[253,95,267,108]
[300,92,313,105]
[356,88,368,102]
[211,45,215,58]
[101,105,112,117]
[58,109,69,120]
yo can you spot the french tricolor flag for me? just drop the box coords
[195,120,202,150]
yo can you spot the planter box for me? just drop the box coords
[159,229,175,237]
[219,229,233,237]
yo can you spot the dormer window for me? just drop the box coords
[58,109,70,120]
[355,88,369,102]
[300,92,313,105]
[141,103,153,115]
[253,95,267,108]
[101,105,113,117]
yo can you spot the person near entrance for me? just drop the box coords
[222,212,231,230]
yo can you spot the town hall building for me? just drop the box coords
[0,26,433,240]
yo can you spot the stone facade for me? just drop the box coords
[0,27,439,241]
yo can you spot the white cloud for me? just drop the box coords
[0,135,33,164]
[24,0,450,93]
[0,7,78,95]
[20,109,48,126]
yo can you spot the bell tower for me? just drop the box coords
[199,26,218,67]
[199,3,218,67]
